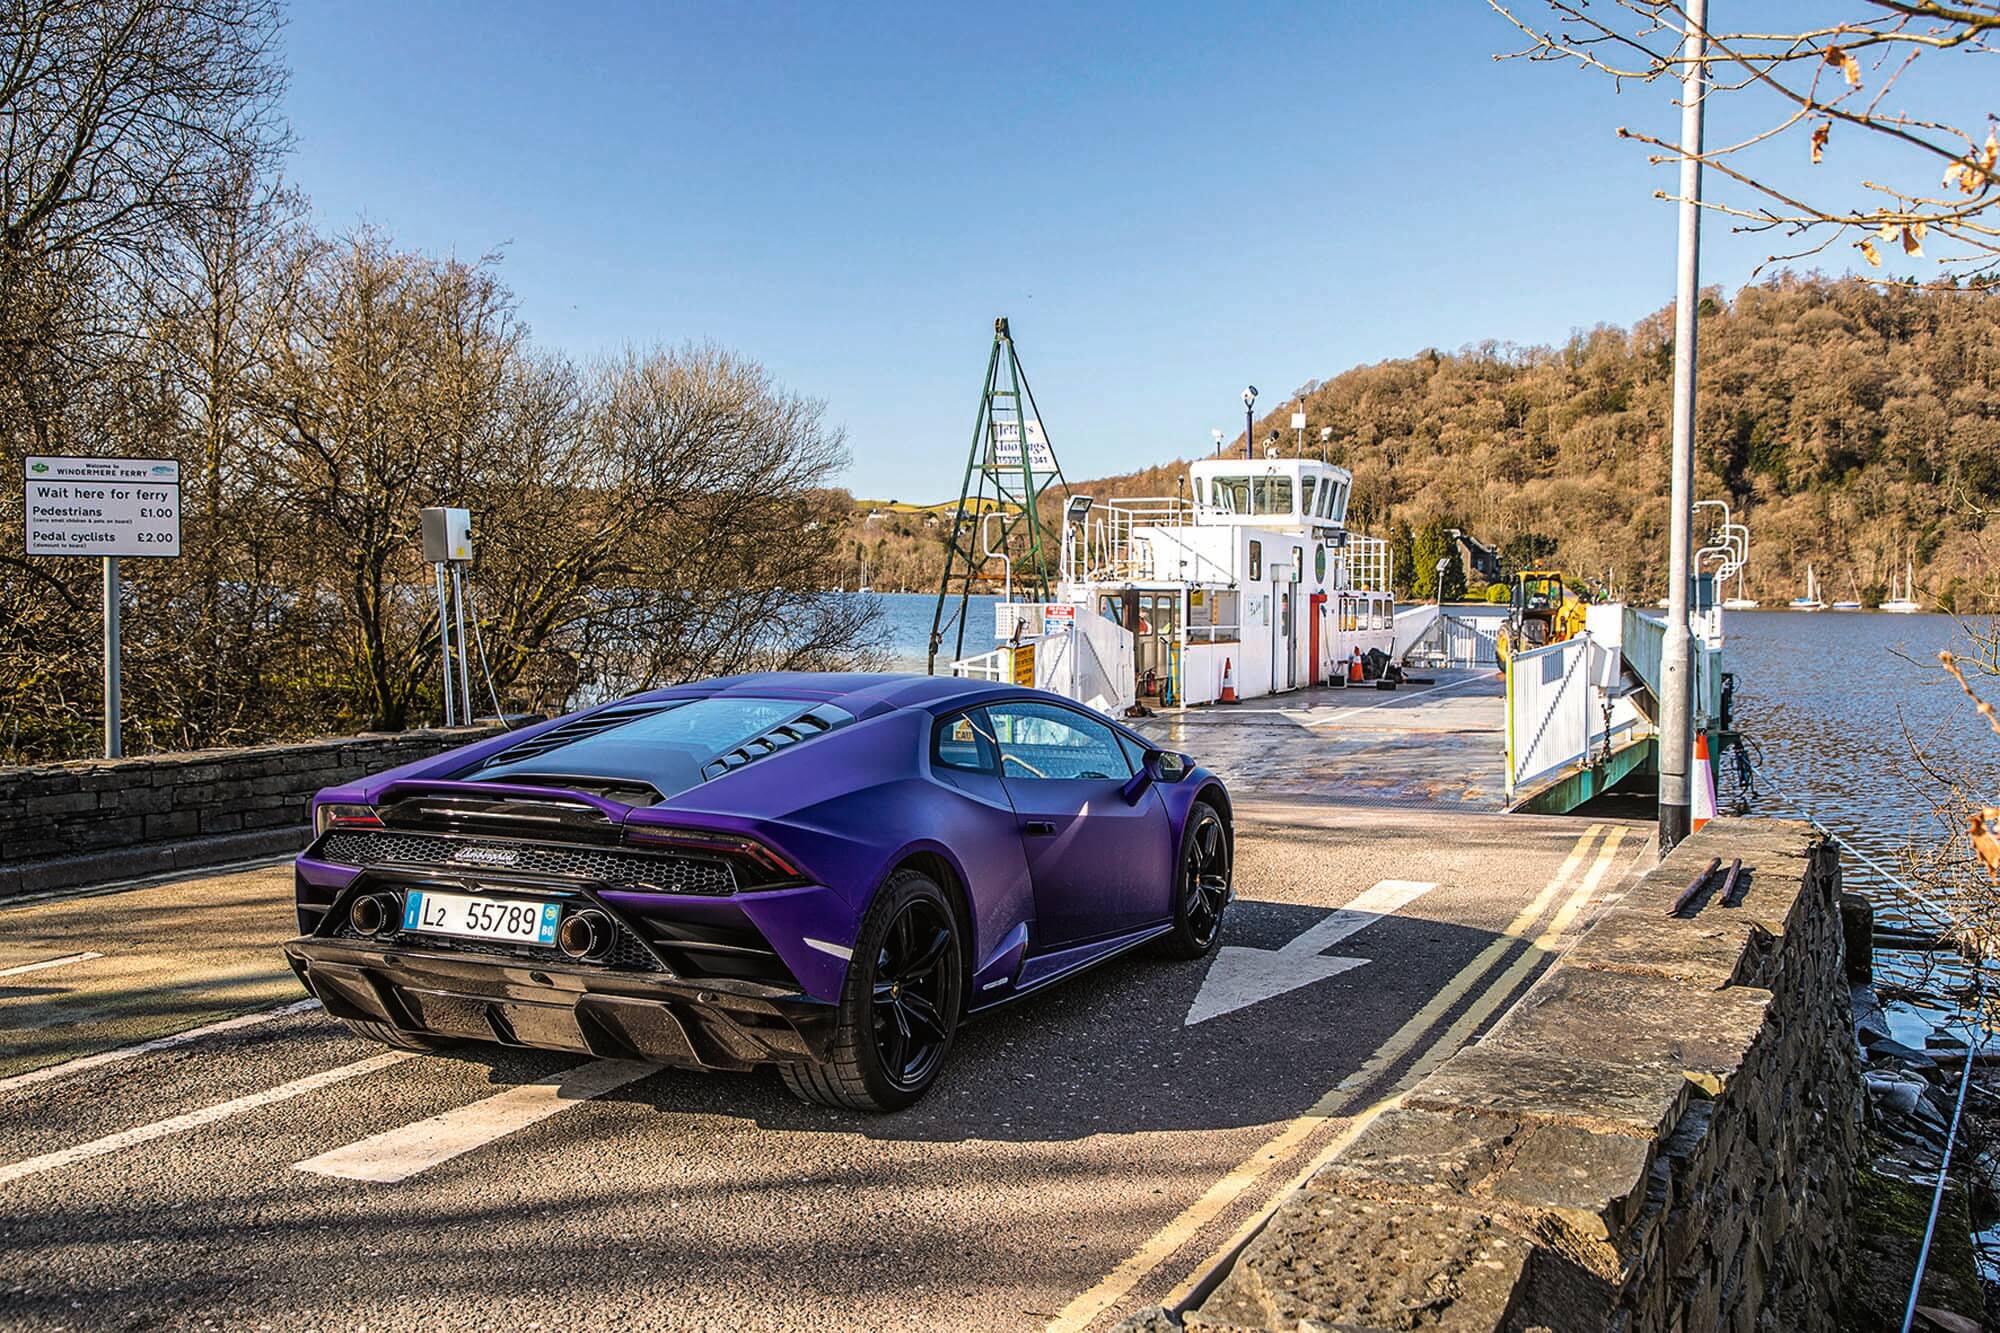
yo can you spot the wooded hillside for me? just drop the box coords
[847,275,2000,609]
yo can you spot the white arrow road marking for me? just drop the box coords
[0,951,104,977]
[294,1058,659,1184]
[1184,879,1438,1026]
[0,1050,412,1187]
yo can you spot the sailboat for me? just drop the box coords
[856,551,873,596]
[1879,559,1921,613]
[1789,564,1826,611]
[1831,573,1863,611]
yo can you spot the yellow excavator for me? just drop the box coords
[1442,532,1586,666]
[1496,569,1586,665]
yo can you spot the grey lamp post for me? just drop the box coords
[1242,386,1258,460]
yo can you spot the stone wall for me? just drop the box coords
[1171,818,1860,1331]
[0,726,499,898]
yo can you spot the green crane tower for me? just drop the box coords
[926,317,1071,674]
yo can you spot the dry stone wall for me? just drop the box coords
[0,726,499,898]
[1168,818,1860,1332]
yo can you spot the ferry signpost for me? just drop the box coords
[22,456,183,758]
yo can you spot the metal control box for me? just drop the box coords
[419,507,473,563]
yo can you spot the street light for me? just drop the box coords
[1242,386,1258,460]
[1211,428,1224,458]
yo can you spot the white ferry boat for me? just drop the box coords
[954,457,1396,709]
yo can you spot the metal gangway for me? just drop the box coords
[1503,603,1724,812]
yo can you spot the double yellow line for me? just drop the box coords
[1047,821,1629,1332]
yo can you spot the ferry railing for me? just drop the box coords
[1065,497,1235,586]
[947,645,1013,683]
[950,624,1134,713]
[1343,534,1393,595]
[1403,607,1504,668]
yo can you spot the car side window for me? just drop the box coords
[933,708,998,774]
[1116,731,1150,773]
[987,702,1133,782]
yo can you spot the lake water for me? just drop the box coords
[870,593,1998,936]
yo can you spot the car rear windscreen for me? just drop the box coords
[456,697,854,801]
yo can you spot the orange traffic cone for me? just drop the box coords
[1219,657,1239,704]
[1348,647,1364,684]
[1692,732,1716,832]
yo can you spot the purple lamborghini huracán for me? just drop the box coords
[284,672,1233,1110]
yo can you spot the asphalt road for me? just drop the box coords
[0,805,1646,1331]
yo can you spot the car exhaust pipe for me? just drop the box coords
[558,909,613,962]
[348,893,399,937]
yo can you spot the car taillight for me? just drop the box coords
[314,803,382,837]
[623,826,804,888]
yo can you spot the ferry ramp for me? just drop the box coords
[1129,667,1508,810]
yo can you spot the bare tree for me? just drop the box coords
[1489,1,2000,281]
[472,344,883,712]
[0,0,287,759]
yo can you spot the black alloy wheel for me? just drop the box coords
[870,896,957,1092]
[782,869,965,1111]
[1161,801,1231,959]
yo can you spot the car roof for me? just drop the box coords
[623,671,1026,720]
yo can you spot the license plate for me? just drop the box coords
[402,890,561,946]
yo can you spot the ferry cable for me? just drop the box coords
[1900,968,1985,1333]
[1734,734,1956,935]
[1733,735,1990,1325]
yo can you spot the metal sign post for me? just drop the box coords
[104,557,122,757]
[23,456,182,758]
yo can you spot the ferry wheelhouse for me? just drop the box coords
[960,458,1395,711]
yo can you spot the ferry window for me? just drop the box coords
[1253,476,1294,516]
[1211,476,1250,513]
[1319,482,1336,519]
[933,708,998,773]
[1213,590,1240,633]
[986,702,1133,781]
[1329,482,1349,524]
[1293,548,1303,582]
[1098,594,1124,625]
[1300,476,1316,516]
[1249,540,1263,580]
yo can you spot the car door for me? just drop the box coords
[986,699,1173,948]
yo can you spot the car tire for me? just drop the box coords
[781,869,965,1113]
[342,1018,457,1052]
[1159,800,1232,959]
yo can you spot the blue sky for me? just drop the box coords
[278,2,1989,500]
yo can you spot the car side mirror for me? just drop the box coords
[1121,751,1163,804]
